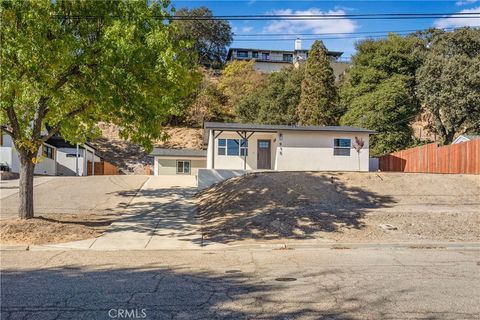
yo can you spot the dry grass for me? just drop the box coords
[196,172,480,244]
[0,213,118,245]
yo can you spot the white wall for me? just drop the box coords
[275,131,370,172]
[154,156,207,176]
[1,144,57,175]
[209,131,277,170]
[206,130,371,172]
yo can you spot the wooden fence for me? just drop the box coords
[87,160,119,175]
[379,140,480,174]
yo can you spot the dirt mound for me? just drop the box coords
[196,172,480,244]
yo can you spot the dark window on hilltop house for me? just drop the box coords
[252,51,259,58]
[283,54,293,62]
[43,145,55,160]
[237,50,248,58]
[333,138,351,156]
[261,52,270,60]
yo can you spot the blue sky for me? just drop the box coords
[171,0,480,57]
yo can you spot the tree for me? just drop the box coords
[340,34,423,155]
[218,60,265,113]
[416,28,480,145]
[0,0,199,219]
[173,7,233,68]
[297,40,340,125]
[236,65,303,124]
[187,79,231,126]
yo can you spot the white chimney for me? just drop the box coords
[295,38,302,50]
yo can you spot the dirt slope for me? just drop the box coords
[196,172,480,244]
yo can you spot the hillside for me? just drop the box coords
[91,123,204,174]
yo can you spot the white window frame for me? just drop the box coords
[217,138,248,157]
[176,160,191,174]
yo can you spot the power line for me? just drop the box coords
[232,33,418,42]
[232,28,453,37]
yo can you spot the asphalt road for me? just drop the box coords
[1,247,479,319]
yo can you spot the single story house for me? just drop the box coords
[452,134,480,144]
[151,148,207,176]
[0,132,103,176]
[45,135,102,176]
[204,122,376,172]
[1,132,57,176]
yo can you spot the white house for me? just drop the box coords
[452,134,480,144]
[0,132,57,176]
[204,122,375,172]
[0,132,102,176]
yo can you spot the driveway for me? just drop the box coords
[0,176,149,219]
[1,247,479,319]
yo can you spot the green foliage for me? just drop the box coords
[416,28,480,145]
[0,0,199,155]
[187,78,231,126]
[340,34,423,156]
[236,65,304,124]
[218,60,265,112]
[173,7,233,68]
[297,40,340,125]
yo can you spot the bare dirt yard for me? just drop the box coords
[0,213,118,245]
[196,172,480,244]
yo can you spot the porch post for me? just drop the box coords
[92,149,95,176]
[75,144,79,176]
[243,131,247,170]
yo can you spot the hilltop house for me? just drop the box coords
[226,39,350,80]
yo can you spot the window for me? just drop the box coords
[283,53,293,62]
[258,141,269,149]
[252,51,258,58]
[227,139,239,156]
[176,160,191,174]
[240,139,248,156]
[237,50,248,58]
[217,138,248,156]
[334,138,351,156]
[43,145,55,160]
[261,52,270,60]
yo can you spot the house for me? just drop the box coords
[0,132,57,176]
[45,135,102,176]
[0,132,104,176]
[205,122,375,172]
[452,134,480,144]
[151,148,207,176]
[227,39,350,80]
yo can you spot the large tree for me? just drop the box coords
[173,7,233,68]
[416,28,480,145]
[340,34,423,155]
[297,40,340,125]
[236,65,304,124]
[0,0,198,219]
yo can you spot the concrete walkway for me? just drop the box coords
[46,176,216,250]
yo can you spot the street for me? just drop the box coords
[1,247,479,319]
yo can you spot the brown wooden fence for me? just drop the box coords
[379,140,480,174]
[87,160,119,175]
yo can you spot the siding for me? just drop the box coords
[155,157,207,176]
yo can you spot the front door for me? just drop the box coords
[257,140,271,169]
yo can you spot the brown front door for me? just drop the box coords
[257,140,271,169]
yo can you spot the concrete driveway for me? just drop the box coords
[0,176,149,219]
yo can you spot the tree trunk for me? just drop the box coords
[18,153,35,219]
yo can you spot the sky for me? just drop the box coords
[171,0,480,57]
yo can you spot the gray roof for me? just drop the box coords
[150,148,207,158]
[204,122,376,134]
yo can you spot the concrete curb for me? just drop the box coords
[6,241,480,252]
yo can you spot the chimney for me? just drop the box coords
[295,38,302,51]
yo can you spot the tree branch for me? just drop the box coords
[41,103,90,142]
[5,107,21,140]
[1,125,14,136]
